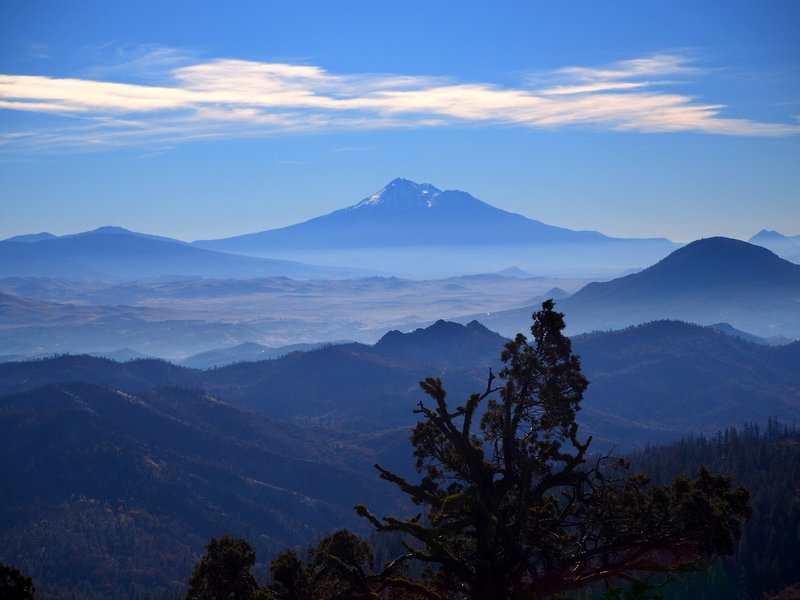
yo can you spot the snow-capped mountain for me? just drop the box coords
[350,178,442,210]
[193,178,673,253]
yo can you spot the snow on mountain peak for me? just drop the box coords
[353,178,442,210]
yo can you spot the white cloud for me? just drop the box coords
[0,52,797,151]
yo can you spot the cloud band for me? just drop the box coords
[1,53,797,150]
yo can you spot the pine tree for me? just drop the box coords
[186,535,261,600]
[357,301,752,599]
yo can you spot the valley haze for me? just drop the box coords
[2,178,799,362]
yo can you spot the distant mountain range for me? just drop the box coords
[2,235,797,360]
[470,237,800,339]
[178,340,342,369]
[6,181,796,281]
[0,226,365,281]
[749,229,800,263]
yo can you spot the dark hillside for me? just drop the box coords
[372,319,505,367]
[0,382,392,597]
[574,321,800,447]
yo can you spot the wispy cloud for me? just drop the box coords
[1,52,797,151]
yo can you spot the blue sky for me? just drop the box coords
[1,0,798,242]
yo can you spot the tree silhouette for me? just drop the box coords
[357,300,752,599]
[186,535,261,600]
[0,563,35,600]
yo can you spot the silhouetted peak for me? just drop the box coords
[750,229,799,243]
[79,226,135,236]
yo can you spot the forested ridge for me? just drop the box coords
[629,420,800,599]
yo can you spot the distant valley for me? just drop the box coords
[0,274,578,358]
[2,234,797,361]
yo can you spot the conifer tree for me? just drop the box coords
[186,535,261,600]
[0,563,36,600]
[357,300,752,599]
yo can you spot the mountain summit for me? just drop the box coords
[351,178,443,210]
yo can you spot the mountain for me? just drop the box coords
[89,347,153,361]
[179,340,341,369]
[749,229,800,263]
[0,226,364,281]
[374,319,506,367]
[470,237,800,339]
[193,178,606,251]
[192,179,677,278]
[0,382,394,597]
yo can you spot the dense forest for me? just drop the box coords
[629,420,800,599]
